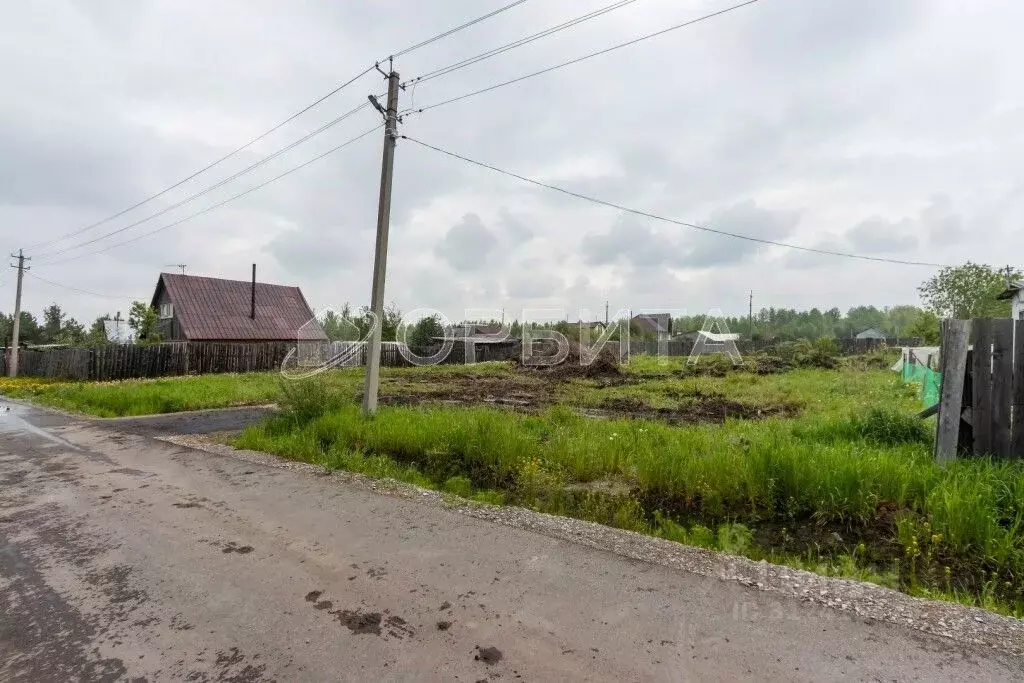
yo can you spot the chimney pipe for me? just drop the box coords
[250,263,256,320]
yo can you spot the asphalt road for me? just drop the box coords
[1,403,1022,682]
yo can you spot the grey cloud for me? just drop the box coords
[580,216,674,267]
[582,202,799,269]
[4,0,1024,327]
[921,196,965,245]
[434,213,498,271]
[498,208,534,245]
[679,200,800,267]
[505,271,562,299]
[846,217,919,254]
[266,224,369,278]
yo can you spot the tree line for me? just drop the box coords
[5,263,1016,349]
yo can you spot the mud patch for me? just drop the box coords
[333,609,383,636]
[593,393,800,424]
[474,645,503,665]
[222,541,254,555]
[305,590,323,603]
[385,614,415,640]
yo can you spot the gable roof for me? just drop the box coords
[631,313,672,334]
[997,280,1023,300]
[855,327,887,340]
[151,273,327,341]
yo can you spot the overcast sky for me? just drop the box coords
[1,0,1020,327]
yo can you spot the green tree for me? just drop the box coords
[128,301,161,344]
[85,315,111,346]
[918,262,1018,319]
[1,311,42,346]
[407,315,444,348]
[42,303,65,343]
[906,310,941,344]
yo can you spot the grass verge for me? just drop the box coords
[233,370,1024,618]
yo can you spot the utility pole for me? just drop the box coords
[7,249,29,377]
[362,68,400,416]
[605,299,609,326]
[748,290,753,340]
[1003,265,1016,288]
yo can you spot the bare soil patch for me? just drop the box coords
[373,369,798,425]
[592,393,800,425]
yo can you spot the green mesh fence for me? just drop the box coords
[902,360,941,409]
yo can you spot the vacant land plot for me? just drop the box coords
[5,355,1023,617]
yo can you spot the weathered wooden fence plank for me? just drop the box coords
[991,318,1014,459]
[1014,320,1024,459]
[936,319,971,464]
[972,318,994,456]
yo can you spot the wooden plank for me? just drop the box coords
[936,319,971,464]
[972,318,994,456]
[1014,320,1024,459]
[991,318,1014,458]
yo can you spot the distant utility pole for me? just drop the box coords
[166,264,188,274]
[7,249,30,377]
[605,299,609,326]
[1003,265,1016,288]
[362,68,400,416]
[748,290,754,339]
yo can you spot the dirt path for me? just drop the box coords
[1,402,1022,681]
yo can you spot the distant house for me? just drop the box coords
[150,271,326,343]
[997,280,1024,321]
[437,323,510,342]
[631,313,672,340]
[855,328,888,341]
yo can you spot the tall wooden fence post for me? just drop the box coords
[1013,319,1024,459]
[991,318,1014,459]
[972,318,994,456]
[935,319,971,464]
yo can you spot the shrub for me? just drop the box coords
[278,378,350,423]
[855,408,931,446]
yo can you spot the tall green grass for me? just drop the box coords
[236,378,1024,614]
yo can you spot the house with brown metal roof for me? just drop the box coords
[149,269,327,343]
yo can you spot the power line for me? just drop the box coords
[26,272,136,300]
[35,125,383,267]
[391,0,531,58]
[404,136,951,268]
[404,0,765,116]
[34,103,372,260]
[25,2,535,255]
[404,0,642,87]
[25,67,377,253]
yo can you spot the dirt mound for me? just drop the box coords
[516,341,622,379]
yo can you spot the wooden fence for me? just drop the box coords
[934,319,1024,462]
[625,337,918,357]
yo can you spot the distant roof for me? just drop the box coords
[631,313,671,334]
[997,280,1023,300]
[151,273,326,342]
[855,328,888,340]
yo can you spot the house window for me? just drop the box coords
[159,302,174,319]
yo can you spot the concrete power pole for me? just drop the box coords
[362,69,400,416]
[7,249,29,377]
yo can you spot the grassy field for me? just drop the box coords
[5,357,1024,616]
[230,361,1024,617]
[0,363,515,417]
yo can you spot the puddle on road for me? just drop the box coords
[0,403,79,450]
